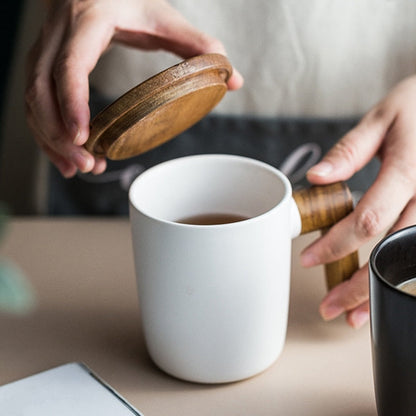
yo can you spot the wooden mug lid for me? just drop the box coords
[85,54,232,160]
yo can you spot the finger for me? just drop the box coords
[346,301,369,329]
[25,15,67,142]
[113,0,244,90]
[53,11,114,145]
[32,132,78,178]
[319,265,369,321]
[316,189,416,330]
[26,81,96,174]
[301,161,415,266]
[342,200,416,329]
[26,8,99,172]
[306,106,394,184]
[91,157,107,175]
[339,200,416,329]
[116,0,225,56]
[140,24,244,90]
[225,68,244,91]
[327,198,416,330]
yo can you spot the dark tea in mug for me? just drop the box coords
[177,213,249,225]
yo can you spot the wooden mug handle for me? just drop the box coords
[292,182,359,291]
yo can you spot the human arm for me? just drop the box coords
[302,75,416,328]
[25,0,243,177]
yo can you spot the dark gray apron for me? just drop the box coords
[48,93,379,215]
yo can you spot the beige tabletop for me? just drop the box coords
[0,218,377,415]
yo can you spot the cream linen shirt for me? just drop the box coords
[90,0,416,118]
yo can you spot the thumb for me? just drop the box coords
[306,110,391,185]
[153,6,245,91]
[117,0,244,90]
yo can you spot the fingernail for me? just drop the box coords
[71,152,93,172]
[227,68,244,90]
[349,310,369,329]
[233,68,244,83]
[72,128,82,146]
[320,302,344,321]
[67,122,83,145]
[307,161,333,177]
[61,168,77,179]
[57,162,76,179]
[301,252,320,267]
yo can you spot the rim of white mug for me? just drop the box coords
[129,154,293,228]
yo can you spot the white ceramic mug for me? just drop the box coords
[129,154,357,383]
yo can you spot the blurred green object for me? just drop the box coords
[0,201,8,241]
[0,202,36,314]
[0,259,36,314]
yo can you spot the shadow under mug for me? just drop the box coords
[129,154,358,383]
[370,225,416,416]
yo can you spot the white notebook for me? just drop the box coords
[0,363,143,415]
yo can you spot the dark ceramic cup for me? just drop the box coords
[369,225,416,416]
